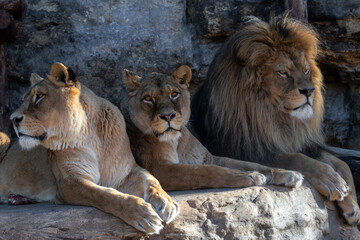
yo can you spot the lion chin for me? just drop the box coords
[290,104,314,121]
[14,128,47,150]
[18,136,41,150]
[155,128,182,142]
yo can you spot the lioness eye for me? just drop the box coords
[170,92,179,99]
[304,68,310,74]
[34,94,45,105]
[143,96,154,103]
[277,71,288,78]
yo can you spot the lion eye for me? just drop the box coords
[170,92,179,100]
[143,96,154,104]
[34,94,45,105]
[277,71,289,78]
[304,68,310,75]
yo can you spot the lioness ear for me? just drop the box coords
[30,73,44,86]
[123,69,141,96]
[172,65,192,87]
[48,62,78,87]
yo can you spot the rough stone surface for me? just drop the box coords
[308,0,360,149]
[5,0,360,149]
[2,1,360,237]
[0,184,359,240]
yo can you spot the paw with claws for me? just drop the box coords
[306,164,349,201]
[121,196,164,235]
[231,171,267,187]
[246,171,267,186]
[145,186,180,224]
[336,191,360,226]
[268,169,304,188]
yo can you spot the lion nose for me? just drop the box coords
[299,88,315,97]
[159,112,176,122]
[12,116,24,128]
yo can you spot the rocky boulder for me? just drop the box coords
[6,0,360,150]
[0,183,358,239]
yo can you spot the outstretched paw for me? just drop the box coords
[247,171,267,186]
[307,164,349,201]
[269,169,304,188]
[337,196,360,226]
[145,186,180,224]
[122,196,164,235]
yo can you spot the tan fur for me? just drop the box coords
[1,63,179,234]
[191,15,359,225]
[121,66,304,192]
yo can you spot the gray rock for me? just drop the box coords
[6,0,360,149]
[308,0,360,20]
[4,0,360,233]
[0,184,358,239]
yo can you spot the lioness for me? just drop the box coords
[120,65,304,191]
[1,62,179,234]
[191,16,360,225]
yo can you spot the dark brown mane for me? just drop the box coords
[191,15,324,163]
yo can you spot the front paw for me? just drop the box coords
[306,164,349,201]
[246,171,267,186]
[145,186,180,224]
[269,169,304,188]
[338,196,360,226]
[122,196,164,235]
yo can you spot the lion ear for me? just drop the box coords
[172,65,192,87]
[48,62,78,87]
[123,69,141,96]
[30,73,44,86]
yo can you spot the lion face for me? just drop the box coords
[10,63,86,150]
[261,51,315,120]
[123,66,192,142]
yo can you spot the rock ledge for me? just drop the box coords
[0,183,358,240]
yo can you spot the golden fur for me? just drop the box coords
[121,65,304,191]
[191,16,359,225]
[0,63,179,234]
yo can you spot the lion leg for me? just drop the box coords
[275,153,350,200]
[56,176,163,234]
[208,155,303,188]
[52,152,163,235]
[149,163,266,191]
[118,165,179,224]
[275,152,360,225]
[317,151,360,225]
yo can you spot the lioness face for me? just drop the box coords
[261,51,315,121]
[124,66,192,142]
[10,63,85,150]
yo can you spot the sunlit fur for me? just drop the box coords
[192,15,325,162]
[191,16,360,226]
[4,63,179,234]
[123,70,191,143]
[121,66,305,193]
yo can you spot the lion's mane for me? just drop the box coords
[191,16,325,163]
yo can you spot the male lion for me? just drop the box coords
[1,62,179,234]
[120,65,304,191]
[191,16,360,225]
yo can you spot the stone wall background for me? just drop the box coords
[6,0,360,151]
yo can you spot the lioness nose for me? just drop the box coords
[12,116,24,127]
[159,112,176,122]
[299,88,315,97]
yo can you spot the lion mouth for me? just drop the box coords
[293,102,311,111]
[154,128,181,138]
[18,132,47,141]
